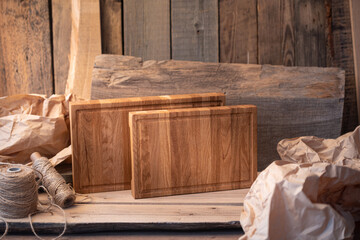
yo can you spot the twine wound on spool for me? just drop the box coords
[31,152,76,208]
[0,164,38,219]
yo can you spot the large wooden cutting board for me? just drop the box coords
[70,93,225,193]
[129,105,257,199]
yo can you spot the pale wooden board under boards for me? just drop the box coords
[52,0,71,94]
[123,0,170,61]
[129,106,257,199]
[70,93,225,194]
[0,0,53,96]
[91,55,345,170]
[219,0,257,64]
[171,0,218,62]
[349,0,360,124]
[65,0,102,100]
[2,189,247,234]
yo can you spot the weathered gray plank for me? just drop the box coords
[123,0,170,61]
[91,55,345,170]
[294,0,326,67]
[219,0,257,64]
[171,0,218,62]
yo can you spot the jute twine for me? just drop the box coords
[31,154,75,208]
[0,162,67,240]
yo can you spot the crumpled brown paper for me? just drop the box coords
[0,94,74,165]
[240,127,360,240]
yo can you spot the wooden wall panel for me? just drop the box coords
[100,0,123,54]
[219,0,257,64]
[0,0,53,96]
[123,0,170,61]
[257,0,295,66]
[330,0,357,133]
[171,0,218,62]
[52,0,71,94]
[349,0,360,124]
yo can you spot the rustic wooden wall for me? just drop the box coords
[0,0,357,133]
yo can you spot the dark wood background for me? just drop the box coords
[0,0,357,133]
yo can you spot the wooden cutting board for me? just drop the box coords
[129,105,257,199]
[70,93,225,193]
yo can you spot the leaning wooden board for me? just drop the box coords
[70,93,225,193]
[91,55,345,170]
[129,105,257,199]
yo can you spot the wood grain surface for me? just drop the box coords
[91,55,345,170]
[1,189,247,234]
[100,0,123,54]
[0,0,53,96]
[171,0,218,62]
[70,93,225,193]
[219,0,257,64]
[52,0,71,94]
[123,0,170,61]
[349,0,360,124]
[129,105,257,199]
[65,0,101,99]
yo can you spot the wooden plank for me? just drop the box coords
[52,0,72,94]
[349,0,360,123]
[123,0,170,61]
[91,55,345,170]
[100,0,123,54]
[171,0,218,62]
[129,106,257,199]
[330,0,357,133]
[294,0,326,67]
[70,93,225,193]
[257,0,295,65]
[65,0,102,99]
[219,0,257,64]
[1,189,247,234]
[0,0,53,96]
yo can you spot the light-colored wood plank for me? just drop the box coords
[129,106,257,199]
[100,0,122,54]
[52,0,72,94]
[219,0,257,64]
[70,93,225,194]
[171,0,218,62]
[349,0,360,124]
[65,0,102,99]
[91,55,345,170]
[0,0,53,96]
[123,0,170,60]
[330,0,357,133]
[294,0,326,67]
[3,189,247,233]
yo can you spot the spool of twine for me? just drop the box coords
[0,164,38,218]
[31,152,75,208]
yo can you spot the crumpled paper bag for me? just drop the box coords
[0,94,74,165]
[240,127,360,240]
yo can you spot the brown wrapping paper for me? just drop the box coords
[0,94,74,165]
[240,127,360,240]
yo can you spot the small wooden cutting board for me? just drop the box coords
[129,105,257,199]
[70,93,225,193]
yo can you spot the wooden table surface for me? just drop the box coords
[2,189,248,235]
